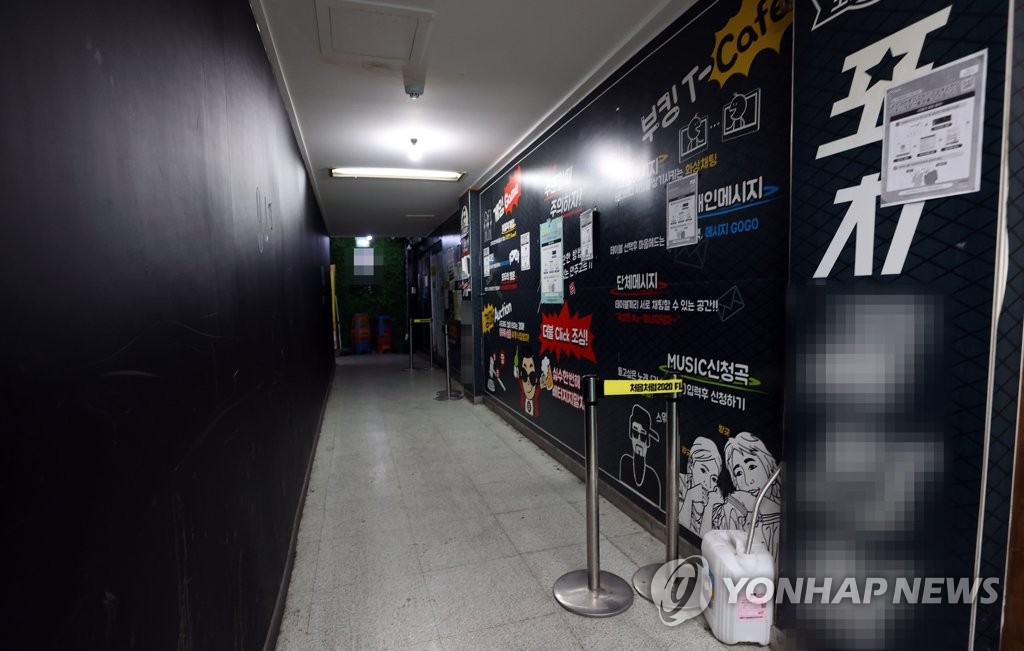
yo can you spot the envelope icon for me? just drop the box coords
[717,285,745,321]
[674,237,708,269]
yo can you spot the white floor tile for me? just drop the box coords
[321,495,410,539]
[401,486,492,528]
[307,573,439,650]
[439,613,582,651]
[569,495,646,537]
[474,477,570,514]
[411,514,519,572]
[495,503,588,553]
[423,556,556,637]
[313,529,420,591]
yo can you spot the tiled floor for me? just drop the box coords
[277,353,765,650]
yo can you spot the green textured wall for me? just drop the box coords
[331,237,407,351]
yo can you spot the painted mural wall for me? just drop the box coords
[479,0,792,558]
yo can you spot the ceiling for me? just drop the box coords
[251,0,698,237]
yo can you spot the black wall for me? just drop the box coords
[0,0,333,648]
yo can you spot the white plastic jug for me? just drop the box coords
[701,529,774,645]
[701,463,780,646]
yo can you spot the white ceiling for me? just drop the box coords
[252,0,698,237]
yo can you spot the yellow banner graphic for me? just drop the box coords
[603,378,683,396]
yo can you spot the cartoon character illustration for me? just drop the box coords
[711,431,781,557]
[680,114,708,157]
[678,436,724,537]
[721,88,761,140]
[513,347,550,417]
[618,404,662,508]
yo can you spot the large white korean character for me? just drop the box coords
[704,359,720,381]
[641,105,658,142]
[680,64,712,104]
[658,86,680,127]
[719,361,735,383]
[815,7,950,160]
[734,364,750,386]
[813,174,925,278]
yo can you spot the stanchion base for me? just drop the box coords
[553,569,634,617]
[631,562,662,603]
[434,391,463,401]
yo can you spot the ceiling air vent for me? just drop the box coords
[315,0,434,64]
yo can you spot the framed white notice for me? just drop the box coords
[539,219,564,305]
[881,50,987,207]
[580,209,595,261]
[666,173,699,249]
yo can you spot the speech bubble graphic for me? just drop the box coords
[482,304,496,334]
[710,0,792,87]
[539,302,596,363]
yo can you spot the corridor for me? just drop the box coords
[276,354,760,650]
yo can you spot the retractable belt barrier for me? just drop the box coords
[630,373,683,602]
[553,375,634,617]
[554,373,683,615]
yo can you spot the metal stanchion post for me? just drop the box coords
[632,373,681,601]
[405,319,430,371]
[435,326,463,401]
[429,320,434,369]
[553,375,634,617]
[407,317,414,371]
[445,331,452,394]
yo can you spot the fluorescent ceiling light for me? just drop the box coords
[330,167,464,182]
